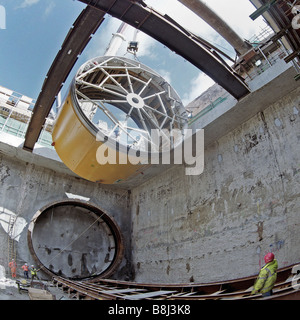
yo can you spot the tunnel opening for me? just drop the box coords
[27,200,124,281]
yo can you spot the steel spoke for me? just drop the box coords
[74,56,187,154]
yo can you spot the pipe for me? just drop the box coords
[104,22,127,56]
[178,0,252,55]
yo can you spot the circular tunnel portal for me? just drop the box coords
[27,200,124,281]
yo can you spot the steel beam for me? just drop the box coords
[23,6,105,152]
[24,1,250,152]
[178,0,252,55]
[78,0,250,100]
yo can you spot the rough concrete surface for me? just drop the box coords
[131,85,300,283]
[0,152,132,281]
[0,66,299,288]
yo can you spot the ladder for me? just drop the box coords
[7,214,16,266]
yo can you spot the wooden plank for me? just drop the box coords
[209,290,226,296]
[267,289,300,300]
[52,263,296,300]
[28,288,55,300]
[100,288,146,295]
[123,290,177,300]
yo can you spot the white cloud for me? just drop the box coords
[84,0,268,104]
[85,18,122,59]
[85,17,157,61]
[86,0,213,60]
[156,68,172,84]
[144,0,267,50]
[204,0,268,41]
[16,0,55,18]
[44,1,55,16]
[142,0,268,102]
[182,72,215,106]
[17,0,40,9]
[86,0,267,61]
[134,30,156,58]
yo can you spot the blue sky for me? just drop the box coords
[0,0,85,99]
[0,0,267,106]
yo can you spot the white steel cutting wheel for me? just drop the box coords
[74,56,188,154]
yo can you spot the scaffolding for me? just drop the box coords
[188,27,291,122]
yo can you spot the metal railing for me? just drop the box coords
[188,44,291,125]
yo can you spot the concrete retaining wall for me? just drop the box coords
[130,86,300,283]
[1,85,299,285]
[0,153,133,280]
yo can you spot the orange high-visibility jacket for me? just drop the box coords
[22,265,29,271]
[9,261,16,270]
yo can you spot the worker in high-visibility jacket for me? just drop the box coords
[251,253,278,297]
[21,263,29,279]
[8,259,17,278]
[30,265,38,280]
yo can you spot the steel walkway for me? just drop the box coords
[52,263,300,300]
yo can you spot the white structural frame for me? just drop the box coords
[74,56,188,153]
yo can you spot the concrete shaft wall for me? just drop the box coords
[0,155,132,280]
[131,86,300,283]
[0,86,299,284]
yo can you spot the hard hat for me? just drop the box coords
[264,252,274,263]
